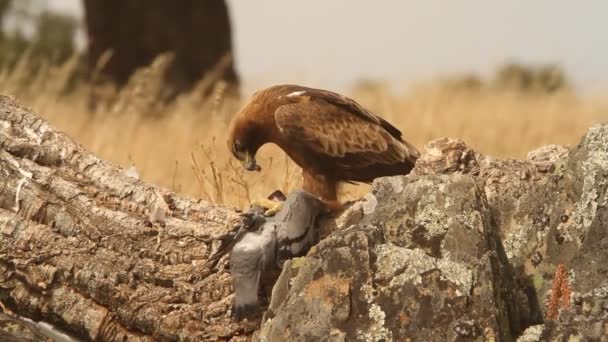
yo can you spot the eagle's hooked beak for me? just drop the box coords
[243,151,261,172]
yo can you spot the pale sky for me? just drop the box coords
[45,0,607,92]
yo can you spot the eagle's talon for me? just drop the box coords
[251,198,283,217]
[263,202,282,216]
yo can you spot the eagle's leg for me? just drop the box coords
[321,199,344,213]
[302,171,343,212]
[251,198,283,217]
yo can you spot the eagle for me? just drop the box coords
[227,84,419,212]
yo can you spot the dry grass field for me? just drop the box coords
[1,55,606,210]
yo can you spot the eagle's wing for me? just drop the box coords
[275,90,419,167]
[297,87,403,140]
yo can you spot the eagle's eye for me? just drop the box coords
[233,141,246,154]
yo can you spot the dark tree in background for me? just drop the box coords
[0,0,78,71]
[82,0,239,103]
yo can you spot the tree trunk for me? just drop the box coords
[82,0,239,105]
[0,95,254,340]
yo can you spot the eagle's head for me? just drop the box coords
[227,101,266,172]
[227,85,297,172]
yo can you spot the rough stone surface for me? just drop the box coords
[259,174,525,341]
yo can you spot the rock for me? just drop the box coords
[256,123,608,341]
[259,174,527,341]
[526,144,568,172]
[411,138,481,176]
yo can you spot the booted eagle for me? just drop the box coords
[227,84,419,208]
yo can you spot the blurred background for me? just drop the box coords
[0,0,606,208]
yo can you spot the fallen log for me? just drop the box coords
[0,96,252,340]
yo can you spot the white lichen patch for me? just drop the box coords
[408,175,472,242]
[592,284,608,298]
[414,186,450,238]
[570,163,606,242]
[374,245,474,296]
[384,175,483,259]
[356,303,392,341]
[581,123,608,169]
[502,223,531,260]
[516,324,544,342]
[435,258,475,296]
[360,283,375,304]
[569,124,608,242]
[374,244,432,283]
[454,208,482,233]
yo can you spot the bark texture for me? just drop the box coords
[0,96,253,340]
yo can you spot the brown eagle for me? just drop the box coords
[227,84,419,211]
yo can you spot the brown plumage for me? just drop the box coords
[227,84,419,204]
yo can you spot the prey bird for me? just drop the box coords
[209,190,326,319]
[227,84,420,213]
